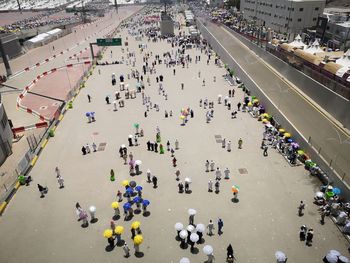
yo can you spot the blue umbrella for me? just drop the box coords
[126,188,134,194]
[333,188,341,195]
[85,112,90,117]
[133,196,141,203]
[287,138,293,143]
[135,185,143,192]
[142,199,150,206]
[123,202,131,210]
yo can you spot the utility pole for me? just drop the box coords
[16,0,21,12]
[81,0,86,23]
[114,0,118,13]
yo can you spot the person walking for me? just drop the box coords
[37,184,48,198]
[218,218,224,235]
[175,139,179,149]
[237,102,241,111]
[175,169,180,181]
[55,167,60,178]
[227,141,232,152]
[306,228,314,246]
[298,201,305,216]
[208,179,213,192]
[207,219,214,236]
[224,168,230,179]
[263,145,268,156]
[57,175,64,188]
[184,181,190,193]
[117,190,123,202]
[299,225,307,241]
[92,142,97,152]
[215,180,220,193]
[205,160,210,172]
[172,157,177,167]
[215,167,222,181]
[189,214,195,225]
[87,94,91,103]
[167,140,170,151]
[210,160,215,171]
[123,243,130,258]
[122,154,127,165]
[238,138,243,149]
[107,237,115,248]
[147,169,151,182]
[152,175,158,188]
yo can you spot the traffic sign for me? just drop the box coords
[96,38,122,46]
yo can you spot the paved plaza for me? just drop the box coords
[0,6,349,263]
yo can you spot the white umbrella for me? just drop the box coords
[179,258,190,263]
[339,256,350,263]
[203,245,213,255]
[325,253,339,263]
[196,223,205,233]
[190,233,199,243]
[128,134,133,138]
[121,144,126,148]
[218,94,222,97]
[275,251,286,261]
[315,191,324,198]
[135,160,142,165]
[184,177,192,183]
[89,206,96,213]
[187,225,195,232]
[179,230,188,239]
[188,208,197,215]
[329,250,341,257]
[175,222,184,231]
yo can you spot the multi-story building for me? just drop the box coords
[241,0,326,35]
[0,94,13,166]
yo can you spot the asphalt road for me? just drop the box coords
[202,19,350,185]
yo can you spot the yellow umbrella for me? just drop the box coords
[103,229,113,238]
[253,99,259,103]
[122,180,129,186]
[247,102,253,107]
[262,113,269,117]
[114,225,124,235]
[262,119,269,123]
[111,201,119,209]
[131,221,141,229]
[133,234,143,245]
[180,115,185,120]
[284,133,291,138]
[278,128,285,133]
[297,150,305,155]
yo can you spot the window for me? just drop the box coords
[315,7,319,11]
[313,18,317,21]
[299,8,304,11]
[1,111,8,129]
[298,18,302,22]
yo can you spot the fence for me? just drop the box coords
[196,18,350,201]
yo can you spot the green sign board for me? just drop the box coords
[96,38,122,46]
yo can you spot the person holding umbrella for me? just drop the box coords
[178,181,184,193]
[152,176,158,188]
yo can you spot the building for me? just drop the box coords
[241,0,326,35]
[0,94,13,166]
[160,12,174,36]
[316,12,350,50]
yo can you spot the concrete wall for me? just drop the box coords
[197,19,350,201]
[223,25,350,129]
[0,33,23,59]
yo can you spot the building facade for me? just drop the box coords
[241,0,326,34]
[0,95,13,166]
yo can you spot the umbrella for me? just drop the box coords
[247,102,253,107]
[129,160,135,166]
[218,94,222,97]
[133,235,143,245]
[262,113,269,117]
[339,256,350,263]
[315,191,324,198]
[231,185,240,193]
[328,250,341,257]
[179,230,188,239]
[287,138,293,143]
[135,160,142,165]
[122,180,129,186]
[135,185,143,192]
[262,119,269,123]
[278,128,285,133]
[190,233,199,243]
[187,225,195,232]
[133,196,141,203]
[284,133,291,138]
[89,206,96,213]
[134,123,139,128]
[129,181,137,188]
[326,191,335,198]
[131,221,141,229]
[325,253,339,263]
[297,150,305,155]
[111,201,119,209]
[103,229,113,238]
[275,251,286,261]
[123,203,131,210]
[184,177,192,183]
[85,112,91,117]
[179,258,190,263]
[333,188,341,195]
[115,225,124,235]
[188,208,197,215]
[128,134,133,138]
[203,245,213,255]
[196,223,205,233]
[180,115,185,120]
[126,187,134,194]
[291,142,299,148]
[253,99,259,103]
[142,199,150,206]
[175,222,184,231]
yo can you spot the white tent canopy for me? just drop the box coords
[336,49,350,68]
[289,34,307,49]
[305,39,324,55]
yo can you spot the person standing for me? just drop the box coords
[178,181,184,193]
[306,228,314,246]
[87,94,91,103]
[167,141,170,151]
[227,141,232,152]
[184,181,189,193]
[189,214,195,225]
[175,169,180,181]
[218,218,224,235]
[215,180,220,193]
[85,143,91,153]
[92,142,97,152]
[175,139,179,149]
[237,102,241,111]
[207,219,214,236]
[147,169,151,182]
[123,243,130,258]
[122,154,127,165]
[222,138,226,148]
[37,184,47,198]
[172,157,177,167]
[263,145,268,156]
[57,175,64,188]
[224,168,230,179]
[298,201,305,216]
[215,167,222,181]
[55,167,60,178]
[117,190,123,202]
